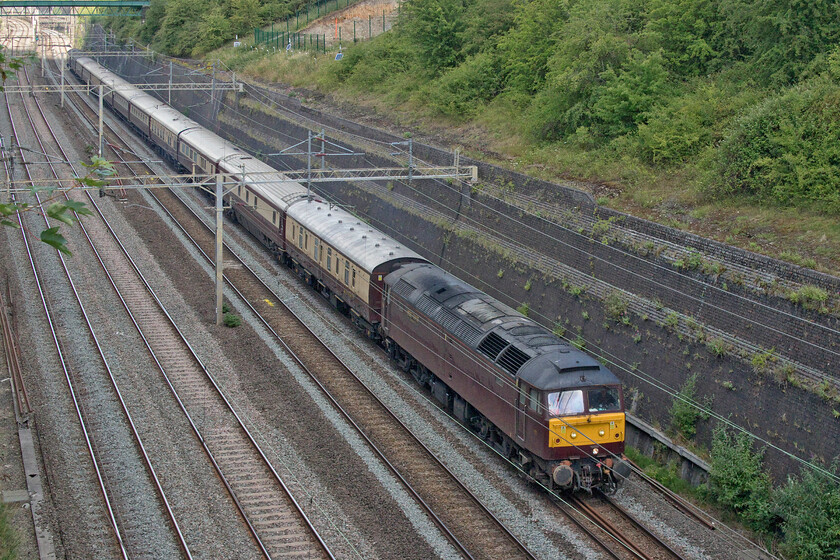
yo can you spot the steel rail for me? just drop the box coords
[22,64,195,560]
[0,285,31,418]
[3,67,130,560]
[139,157,537,560]
[42,55,335,560]
[51,51,508,560]
[626,459,717,531]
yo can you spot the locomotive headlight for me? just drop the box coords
[570,432,577,439]
[598,429,605,437]
[592,447,599,455]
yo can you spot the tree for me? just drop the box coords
[708,424,774,532]
[1,157,114,255]
[775,459,840,560]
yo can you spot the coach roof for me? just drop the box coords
[287,198,427,274]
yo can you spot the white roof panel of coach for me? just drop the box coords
[287,198,427,273]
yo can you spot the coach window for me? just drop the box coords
[272,211,276,225]
[304,233,309,250]
[245,191,249,203]
[344,261,350,285]
[314,239,320,262]
[326,248,332,270]
[352,268,356,288]
[298,227,303,248]
[238,185,242,197]
[254,198,258,210]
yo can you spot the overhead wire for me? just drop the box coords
[158,61,840,484]
[125,54,840,485]
[87,45,788,557]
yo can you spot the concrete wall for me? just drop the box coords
[98,49,840,482]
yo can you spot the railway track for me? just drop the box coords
[53,59,538,556]
[48,49,734,559]
[5,59,169,559]
[565,492,688,560]
[13,52,334,559]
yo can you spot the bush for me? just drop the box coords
[429,51,504,117]
[714,79,840,213]
[669,373,708,439]
[708,425,774,532]
[223,313,242,327]
[775,460,840,560]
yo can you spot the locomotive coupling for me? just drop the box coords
[552,462,575,488]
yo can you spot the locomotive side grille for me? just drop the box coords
[416,294,441,317]
[451,321,483,347]
[497,345,532,375]
[478,332,509,361]
[392,279,416,299]
[417,294,483,346]
[438,308,483,347]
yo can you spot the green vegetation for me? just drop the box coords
[0,501,18,560]
[515,302,530,317]
[708,426,774,532]
[603,291,629,323]
[223,312,242,327]
[632,429,840,560]
[669,373,708,440]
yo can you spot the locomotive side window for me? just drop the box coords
[547,390,584,416]
[587,387,620,412]
[529,388,540,412]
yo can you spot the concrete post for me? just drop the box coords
[215,174,224,326]
[98,85,103,157]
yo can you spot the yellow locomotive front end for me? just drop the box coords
[544,385,631,491]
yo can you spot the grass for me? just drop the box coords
[624,446,703,499]
[0,502,19,560]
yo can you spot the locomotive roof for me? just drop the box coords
[287,199,427,274]
[386,263,620,391]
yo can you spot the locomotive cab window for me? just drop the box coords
[587,387,620,412]
[529,388,540,412]
[547,390,584,416]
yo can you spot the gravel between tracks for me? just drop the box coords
[0,53,758,559]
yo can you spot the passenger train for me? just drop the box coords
[69,52,631,492]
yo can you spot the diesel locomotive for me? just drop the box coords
[69,53,631,492]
